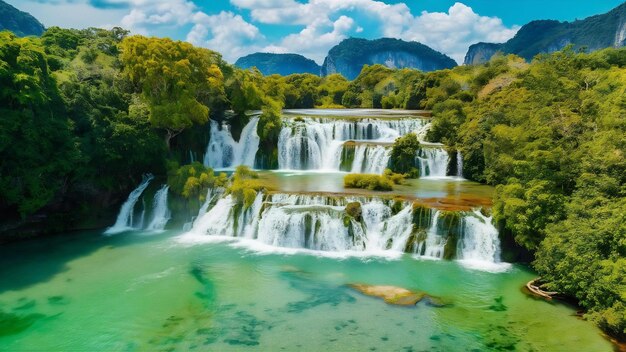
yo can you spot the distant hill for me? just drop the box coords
[321,38,457,80]
[235,53,321,76]
[0,0,45,37]
[464,2,626,64]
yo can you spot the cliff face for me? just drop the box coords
[321,38,457,80]
[464,43,503,65]
[235,53,320,76]
[0,0,45,37]
[465,2,626,65]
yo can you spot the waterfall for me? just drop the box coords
[457,210,502,264]
[419,211,447,259]
[105,174,154,235]
[204,117,260,169]
[417,147,450,178]
[351,144,391,174]
[145,185,171,231]
[182,192,506,270]
[456,152,464,178]
[278,117,428,171]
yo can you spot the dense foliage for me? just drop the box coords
[421,47,626,337]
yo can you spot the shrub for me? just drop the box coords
[167,161,227,201]
[384,169,406,185]
[344,174,394,191]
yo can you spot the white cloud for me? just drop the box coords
[187,11,264,61]
[265,15,355,62]
[227,0,519,64]
[403,2,520,63]
[120,0,197,32]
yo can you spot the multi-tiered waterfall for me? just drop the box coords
[278,116,429,172]
[182,192,507,270]
[178,110,505,271]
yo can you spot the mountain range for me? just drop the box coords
[465,2,626,64]
[235,53,321,76]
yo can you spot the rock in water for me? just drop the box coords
[348,284,447,307]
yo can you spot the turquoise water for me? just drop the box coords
[0,229,613,351]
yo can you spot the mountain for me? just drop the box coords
[0,0,45,37]
[464,2,626,65]
[321,38,457,80]
[464,42,503,66]
[235,53,321,76]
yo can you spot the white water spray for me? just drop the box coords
[204,117,260,169]
[417,147,450,178]
[105,174,154,235]
[146,185,171,231]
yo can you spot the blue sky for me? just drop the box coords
[8,0,625,63]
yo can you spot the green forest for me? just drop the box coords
[1,27,625,339]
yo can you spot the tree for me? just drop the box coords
[389,133,421,178]
[120,36,226,148]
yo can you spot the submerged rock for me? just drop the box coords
[348,284,448,307]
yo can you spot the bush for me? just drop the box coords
[384,169,406,185]
[344,174,394,191]
[167,161,227,201]
[227,166,268,209]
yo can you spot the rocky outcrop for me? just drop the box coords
[0,0,45,37]
[235,53,320,76]
[464,43,503,65]
[321,38,457,80]
[464,2,626,65]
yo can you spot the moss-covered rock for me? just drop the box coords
[412,203,433,231]
[340,141,356,172]
[345,202,362,220]
[437,211,463,260]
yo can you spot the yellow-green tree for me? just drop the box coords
[120,36,226,147]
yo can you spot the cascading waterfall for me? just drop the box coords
[184,192,504,267]
[105,174,154,235]
[456,152,464,178]
[145,185,171,231]
[417,147,450,178]
[278,117,428,171]
[204,117,260,169]
[457,210,502,264]
[351,144,391,174]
